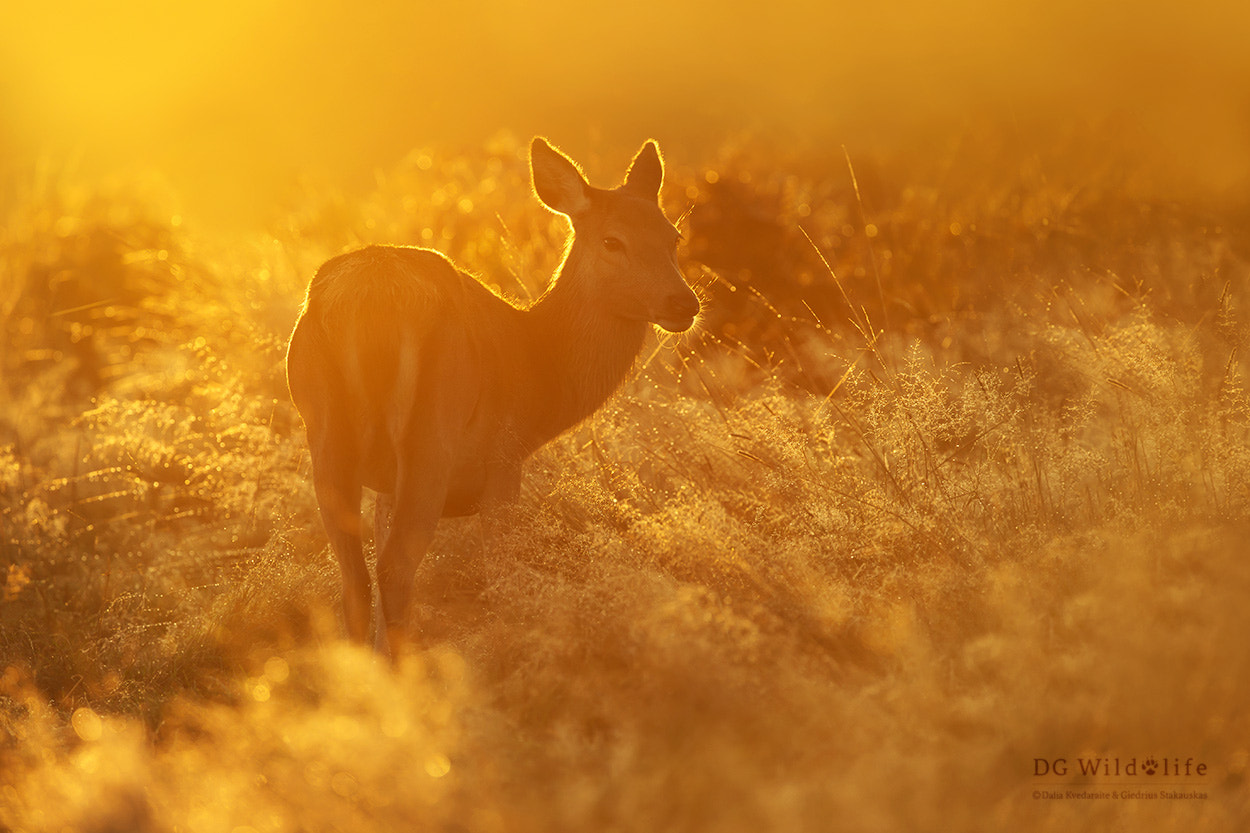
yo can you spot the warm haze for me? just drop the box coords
[2,0,1249,223]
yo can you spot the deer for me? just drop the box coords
[286,138,700,657]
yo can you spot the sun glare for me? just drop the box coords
[3,3,272,142]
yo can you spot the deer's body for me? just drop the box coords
[287,139,698,655]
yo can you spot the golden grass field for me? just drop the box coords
[1,122,1248,831]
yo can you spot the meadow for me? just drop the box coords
[2,129,1249,831]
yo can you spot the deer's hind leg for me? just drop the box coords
[372,491,395,655]
[375,421,456,661]
[302,425,370,644]
[289,322,372,644]
[374,330,476,661]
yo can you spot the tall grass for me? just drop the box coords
[2,133,1248,831]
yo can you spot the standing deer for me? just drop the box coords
[286,138,700,656]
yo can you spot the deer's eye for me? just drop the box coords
[603,236,625,253]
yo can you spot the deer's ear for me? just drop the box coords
[531,138,591,217]
[623,140,663,201]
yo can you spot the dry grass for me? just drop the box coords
[2,131,1249,831]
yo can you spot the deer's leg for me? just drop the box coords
[376,437,453,662]
[289,319,371,645]
[375,327,477,660]
[372,491,395,655]
[309,439,370,644]
[376,499,445,661]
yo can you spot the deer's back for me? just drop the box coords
[305,245,488,330]
[305,244,522,355]
[289,245,527,488]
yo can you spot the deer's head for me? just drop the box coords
[532,138,701,333]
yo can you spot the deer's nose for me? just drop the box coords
[654,287,701,333]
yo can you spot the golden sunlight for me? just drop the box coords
[3,0,1248,224]
[4,2,273,142]
[3,2,1250,831]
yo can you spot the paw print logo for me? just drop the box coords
[1143,757,1158,775]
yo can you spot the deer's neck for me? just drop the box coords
[520,267,649,448]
